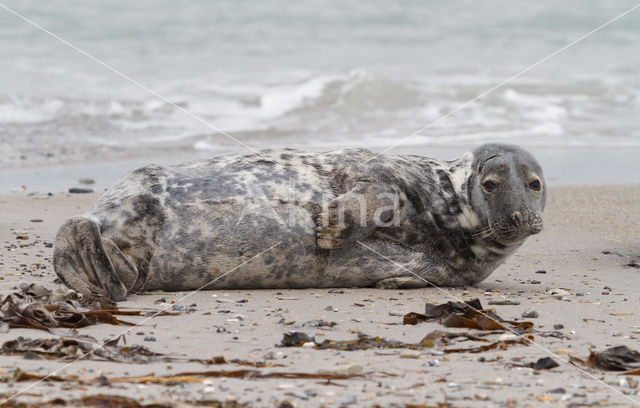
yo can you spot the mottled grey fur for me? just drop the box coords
[53,144,546,300]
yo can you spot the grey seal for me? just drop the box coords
[53,143,546,300]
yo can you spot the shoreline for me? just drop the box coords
[2,145,639,194]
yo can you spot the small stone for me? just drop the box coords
[488,298,521,305]
[154,298,167,304]
[216,298,234,303]
[547,387,566,394]
[68,187,94,194]
[535,270,547,274]
[172,305,187,311]
[429,359,441,367]
[341,395,357,405]
[29,219,43,223]
[318,363,363,376]
[44,242,53,248]
[498,334,519,341]
[216,326,227,333]
[546,288,570,298]
[23,351,42,360]
[263,351,275,360]
[522,309,539,318]
[553,324,564,330]
[302,320,336,328]
[97,375,109,386]
[78,178,95,185]
[302,342,315,348]
[328,289,344,294]
[530,280,541,284]
[399,351,420,359]
[144,336,156,342]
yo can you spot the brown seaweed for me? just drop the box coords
[572,345,640,371]
[403,298,533,332]
[0,392,248,407]
[281,330,532,353]
[0,286,136,331]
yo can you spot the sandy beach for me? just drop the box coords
[0,185,639,407]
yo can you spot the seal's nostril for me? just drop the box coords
[511,211,524,227]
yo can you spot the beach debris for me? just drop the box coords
[530,357,559,370]
[0,286,178,332]
[2,367,362,386]
[302,319,336,328]
[0,335,286,367]
[0,393,249,407]
[403,298,534,332]
[0,286,133,331]
[318,363,363,376]
[68,187,94,194]
[0,335,163,364]
[488,298,521,306]
[572,345,640,371]
[280,329,532,354]
[522,309,539,318]
[546,288,570,298]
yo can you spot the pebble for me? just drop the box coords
[172,305,188,311]
[553,324,564,330]
[144,336,156,342]
[341,395,357,405]
[535,270,547,274]
[429,359,441,367]
[399,351,420,359]
[216,298,234,303]
[318,363,363,376]
[302,342,315,348]
[488,298,521,305]
[78,178,95,185]
[546,288,570,298]
[522,309,539,318]
[429,350,444,356]
[498,334,520,341]
[97,375,109,386]
[216,326,227,333]
[68,187,94,194]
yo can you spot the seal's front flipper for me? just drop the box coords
[53,216,129,301]
[375,276,427,289]
[316,181,403,249]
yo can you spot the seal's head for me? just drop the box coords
[469,144,546,242]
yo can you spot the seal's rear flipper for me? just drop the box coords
[53,216,131,301]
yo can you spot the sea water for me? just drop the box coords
[0,0,639,187]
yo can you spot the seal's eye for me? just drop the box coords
[529,179,541,191]
[482,180,498,193]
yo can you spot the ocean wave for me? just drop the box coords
[2,68,640,152]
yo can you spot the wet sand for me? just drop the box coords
[0,186,639,407]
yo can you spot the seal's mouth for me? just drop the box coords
[489,211,544,241]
